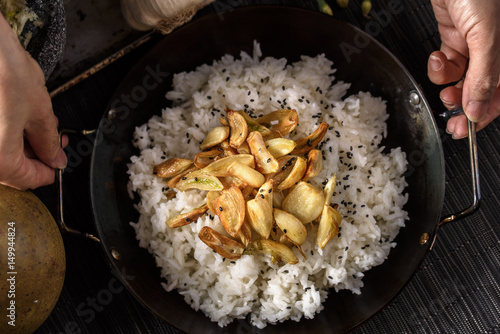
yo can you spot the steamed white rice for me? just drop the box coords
[127,42,409,328]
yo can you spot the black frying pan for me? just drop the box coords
[89,6,469,333]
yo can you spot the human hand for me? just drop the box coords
[427,0,500,139]
[0,14,67,190]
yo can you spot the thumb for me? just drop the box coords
[25,112,67,170]
[462,26,500,122]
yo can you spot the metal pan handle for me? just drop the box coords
[429,119,481,249]
[56,129,100,243]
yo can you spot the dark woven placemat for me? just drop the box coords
[34,1,500,333]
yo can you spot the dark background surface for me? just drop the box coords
[33,0,499,333]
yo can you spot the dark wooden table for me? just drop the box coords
[35,1,500,333]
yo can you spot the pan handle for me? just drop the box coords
[429,119,481,249]
[56,129,100,243]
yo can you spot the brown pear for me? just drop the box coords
[0,184,66,334]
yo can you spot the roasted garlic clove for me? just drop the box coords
[219,176,247,190]
[323,174,337,206]
[153,158,193,178]
[235,109,271,136]
[252,239,298,264]
[203,154,255,175]
[272,190,285,209]
[282,181,325,223]
[265,138,297,158]
[291,122,329,155]
[206,191,221,214]
[257,109,298,138]
[236,141,251,155]
[226,161,265,188]
[316,204,342,249]
[273,208,307,246]
[194,149,222,169]
[214,186,246,238]
[175,170,224,191]
[276,156,307,190]
[200,126,230,151]
[303,149,323,181]
[256,179,274,207]
[227,108,249,149]
[237,220,253,247]
[199,226,245,260]
[166,204,208,228]
[247,131,279,174]
[246,196,273,239]
[220,140,238,157]
[166,166,199,189]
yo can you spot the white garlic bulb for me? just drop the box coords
[120,0,213,33]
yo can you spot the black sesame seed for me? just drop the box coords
[260,194,265,199]
[267,158,271,163]
[231,261,236,264]
[345,246,349,251]
[284,270,289,273]
[298,99,303,103]
[283,229,287,233]
[207,95,212,99]
[219,207,223,211]
[226,76,230,81]
[268,189,272,193]
[311,250,314,256]
[248,91,251,96]
[328,275,333,279]
[261,270,264,275]
[338,256,343,259]
[185,218,190,222]
[282,85,285,90]
[244,104,249,108]
[182,177,187,180]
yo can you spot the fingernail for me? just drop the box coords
[440,96,458,110]
[452,133,467,140]
[429,55,443,72]
[55,148,67,169]
[466,101,488,122]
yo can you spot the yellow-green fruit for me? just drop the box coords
[0,184,66,334]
